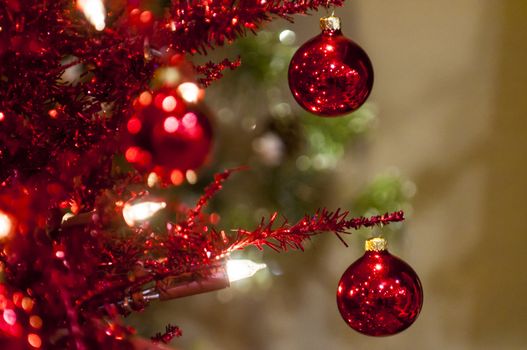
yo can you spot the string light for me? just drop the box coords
[77,0,106,31]
[122,199,167,227]
[226,259,267,282]
[0,210,14,239]
[132,259,267,304]
[147,172,160,187]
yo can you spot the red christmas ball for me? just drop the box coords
[336,238,423,336]
[288,16,373,117]
[124,89,213,179]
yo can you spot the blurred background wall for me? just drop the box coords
[129,1,527,349]
[338,0,527,349]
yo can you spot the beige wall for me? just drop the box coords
[337,0,527,348]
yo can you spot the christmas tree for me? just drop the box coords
[0,1,422,349]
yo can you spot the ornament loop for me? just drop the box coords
[365,237,387,251]
[320,15,341,32]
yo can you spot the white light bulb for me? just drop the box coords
[61,212,75,224]
[0,210,14,239]
[226,259,267,283]
[78,0,106,31]
[122,200,167,227]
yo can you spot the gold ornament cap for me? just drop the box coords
[365,237,388,252]
[320,15,341,32]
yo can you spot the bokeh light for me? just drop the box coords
[177,82,202,103]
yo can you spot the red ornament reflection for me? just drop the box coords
[124,89,213,179]
[336,241,423,336]
[288,18,373,117]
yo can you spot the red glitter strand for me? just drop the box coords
[151,324,182,344]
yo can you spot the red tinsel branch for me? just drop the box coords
[226,210,405,252]
[74,172,404,311]
[161,0,344,53]
[151,324,182,344]
[195,58,242,87]
[187,167,247,226]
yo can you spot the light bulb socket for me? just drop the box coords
[365,237,387,252]
[320,15,341,32]
[156,266,230,300]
